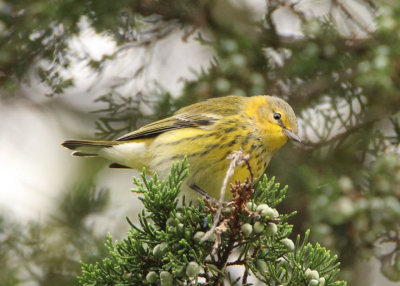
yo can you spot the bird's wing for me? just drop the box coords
[115,113,220,141]
[116,96,246,141]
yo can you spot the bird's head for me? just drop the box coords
[246,95,301,150]
[265,96,301,143]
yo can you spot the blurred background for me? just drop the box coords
[1,0,400,285]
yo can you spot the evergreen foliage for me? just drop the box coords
[79,160,346,285]
[0,178,110,286]
[2,1,400,285]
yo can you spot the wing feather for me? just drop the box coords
[116,96,246,141]
[116,113,219,141]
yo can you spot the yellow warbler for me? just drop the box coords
[62,95,300,199]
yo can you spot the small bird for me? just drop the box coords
[62,95,300,199]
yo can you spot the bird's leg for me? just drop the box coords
[190,184,220,204]
[190,184,222,230]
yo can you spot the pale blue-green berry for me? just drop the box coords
[255,204,268,212]
[223,206,234,214]
[277,256,288,266]
[246,202,257,211]
[153,242,168,258]
[207,232,217,242]
[308,279,319,286]
[256,259,267,272]
[253,221,265,234]
[173,266,186,278]
[281,238,295,251]
[146,271,158,283]
[160,271,173,286]
[215,78,231,93]
[186,261,200,277]
[305,268,319,281]
[231,53,247,68]
[265,223,278,236]
[256,204,275,218]
[175,212,183,221]
[166,217,175,226]
[336,197,355,219]
[338,176,354,193]
[194,231,205,242]
[241,223,253,236]
[319,277,326,286]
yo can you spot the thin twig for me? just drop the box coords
[201,148,249,243]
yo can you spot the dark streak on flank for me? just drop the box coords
[215,132,224,139]
[200,149,212,156]
[170,155,182,161]
[187,151,201,158]
[195,133,215,138]
[227,139,237,147]
[187,148,212,158]
[205,143,220,150]
[224,127,236,133]
[220,150,233,161]
[255,151,263,159]
[242,133,252,146]
[221,136,239,148]
[161,137,191,146]
[156,154,184,167]
[250,143,262,152]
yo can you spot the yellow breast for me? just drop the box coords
[147,113,285,199]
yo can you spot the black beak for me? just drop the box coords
[283,128,302,143]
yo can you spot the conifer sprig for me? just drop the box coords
[79,159,346,285]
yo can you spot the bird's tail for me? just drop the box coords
[62,139,118,157]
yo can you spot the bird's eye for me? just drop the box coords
[273,113,281,120]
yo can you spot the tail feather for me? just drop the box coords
[62,139,117,157]
[72,151,99,157]
[62,139,147,170]
[109,163,131,169]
